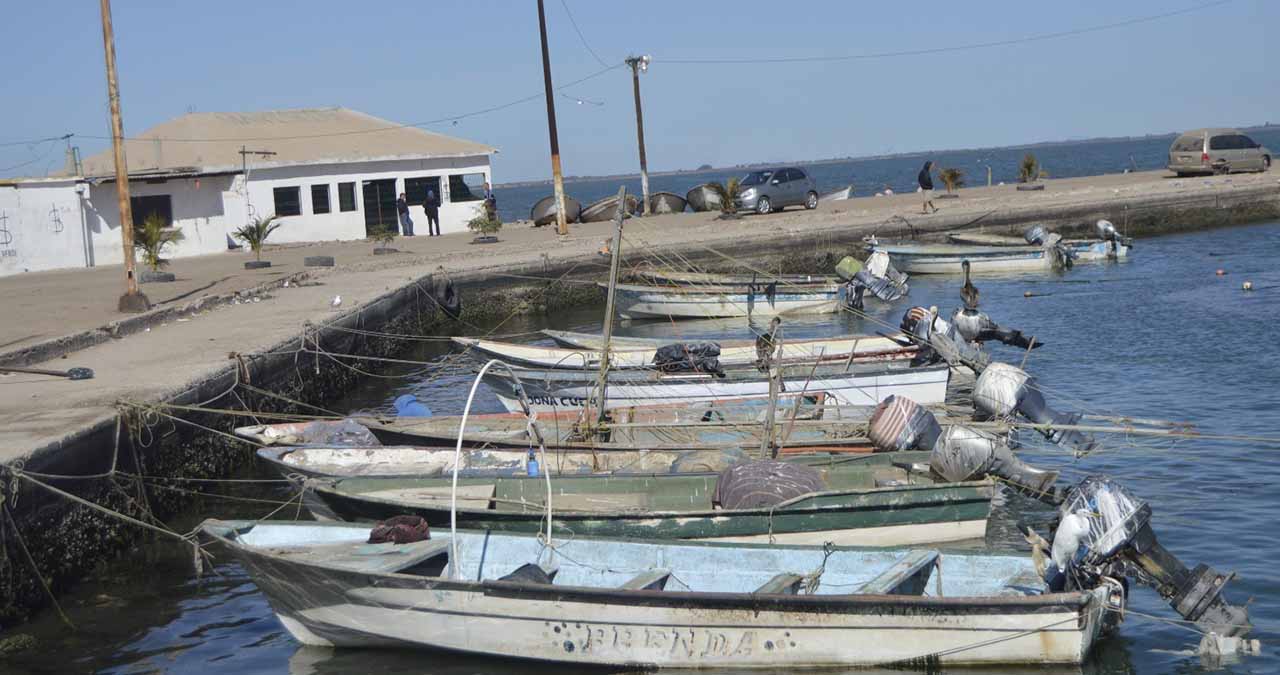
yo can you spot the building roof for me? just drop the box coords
[76,107,496,178]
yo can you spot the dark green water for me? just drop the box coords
[7,221,1280,674]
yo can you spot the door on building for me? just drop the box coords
[362,179,397,235]
[130,195,173,227]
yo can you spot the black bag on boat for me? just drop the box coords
[651,342,725,377]
[368,515,430,544]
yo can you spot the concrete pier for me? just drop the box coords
[0,168,1276,621]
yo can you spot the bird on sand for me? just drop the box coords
[330,295,342,309]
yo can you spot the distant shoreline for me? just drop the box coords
[495,122,1276,189]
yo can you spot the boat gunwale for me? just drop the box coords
[203,519,1093,613]
[309,475,994,520]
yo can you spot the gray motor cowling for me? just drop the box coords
[1049,476,1251,638]
[974,363,1094,454]
[1023,225,1049,245]
[950,308,1042,350]
[929,425,1060,497]
[868,396,1057,496]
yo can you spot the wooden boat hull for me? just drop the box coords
[235,395,958,452]
[580,194,640,222]
[874,242,1131,274]
[634,269,838,288]
[205,521,1109,667]
[306,453,995,547]
[685,184,722,212]
[648,191,687,214]
[485,362,950,414]
[820,185,853,201]
[256,445,753,480]
[608,282,842,319]
[452,335,914,370]
[530,195,583,226]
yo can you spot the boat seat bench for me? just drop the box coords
[858,550,939,595]
[755,573,805,595]
[619,569,672,591]
[268,538,451,574]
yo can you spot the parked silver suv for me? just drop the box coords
[1168,128,1271,176]
[737,167,819,214]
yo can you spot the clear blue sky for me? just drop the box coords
[0,0,1274,182]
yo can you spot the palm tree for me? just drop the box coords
[939,167,965,193]
[232,215,283,262]
[706,177,743,218]
[133,213,184,271]
[1019,154,1043,183]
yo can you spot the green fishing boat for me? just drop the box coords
[305,452,995,547]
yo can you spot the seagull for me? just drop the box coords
[330,295,342,309]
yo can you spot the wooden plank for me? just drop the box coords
[619,568,671,591]
[859,550,939,595]
[755,573,804,595]
[270,538,451,574]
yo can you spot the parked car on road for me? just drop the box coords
[1168,128,1271,176]
[737,167,819,214]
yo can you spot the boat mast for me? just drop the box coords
[584,186,628,436]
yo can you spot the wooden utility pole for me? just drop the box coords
[100,0,148,312]
[535,0,568,235]
[625,56,651,216]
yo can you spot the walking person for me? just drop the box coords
[423,189,441,236]
[917,161,938,214]
[396,192,415,236]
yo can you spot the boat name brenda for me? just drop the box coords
[554,623,766,660]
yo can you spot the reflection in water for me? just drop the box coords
[11,222,1280,674]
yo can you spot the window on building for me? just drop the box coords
[130,195,173,227]
[404,176,442,206]
[273,186,302,216]
[338,182,357,212]
[311,184,331,214]
[447,173,486,202]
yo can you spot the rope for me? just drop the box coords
[2,505,75,630]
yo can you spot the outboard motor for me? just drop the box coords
[867,395,1059,498]
[1048,476,1252,638]
[1023,224,1075,270]
[950,308,1043,350]
[900,306,992,371]
[840,252,909,310]
[1095,219,1130,258]
[973,362,1095,455]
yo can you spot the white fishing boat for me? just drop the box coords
[484,361,950,413]
[202,520,1116,667]
[820,184,853,201]
[633,269,838,287]
[606,282,841,319]
[872,241,1130,275]
[451,335,914,369]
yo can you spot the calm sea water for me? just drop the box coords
[493,127,1280,223]
[10,221,1280,674]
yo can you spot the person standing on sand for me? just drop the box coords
[917,161,938,214]
[396,193,414,236]
[482,182,497,222]
[423,189,441,236]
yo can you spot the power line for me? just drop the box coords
[0,134,73,148]
[559,0,612,68]
[660,0,1232,64]
[71,64,623,145]
[0,139,59,174]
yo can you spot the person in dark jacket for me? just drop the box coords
[423,189,441,236]
[917,161,937,214]
[396,193,414,236]
[482,182,497,222]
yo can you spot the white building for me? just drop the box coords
[0,107,496,276]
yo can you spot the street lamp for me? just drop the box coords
[625,55,651,216]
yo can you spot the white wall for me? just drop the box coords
[0,179,91,277]
[0,153,492,276]
[245,155,491,239]
[84,174,238,266]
